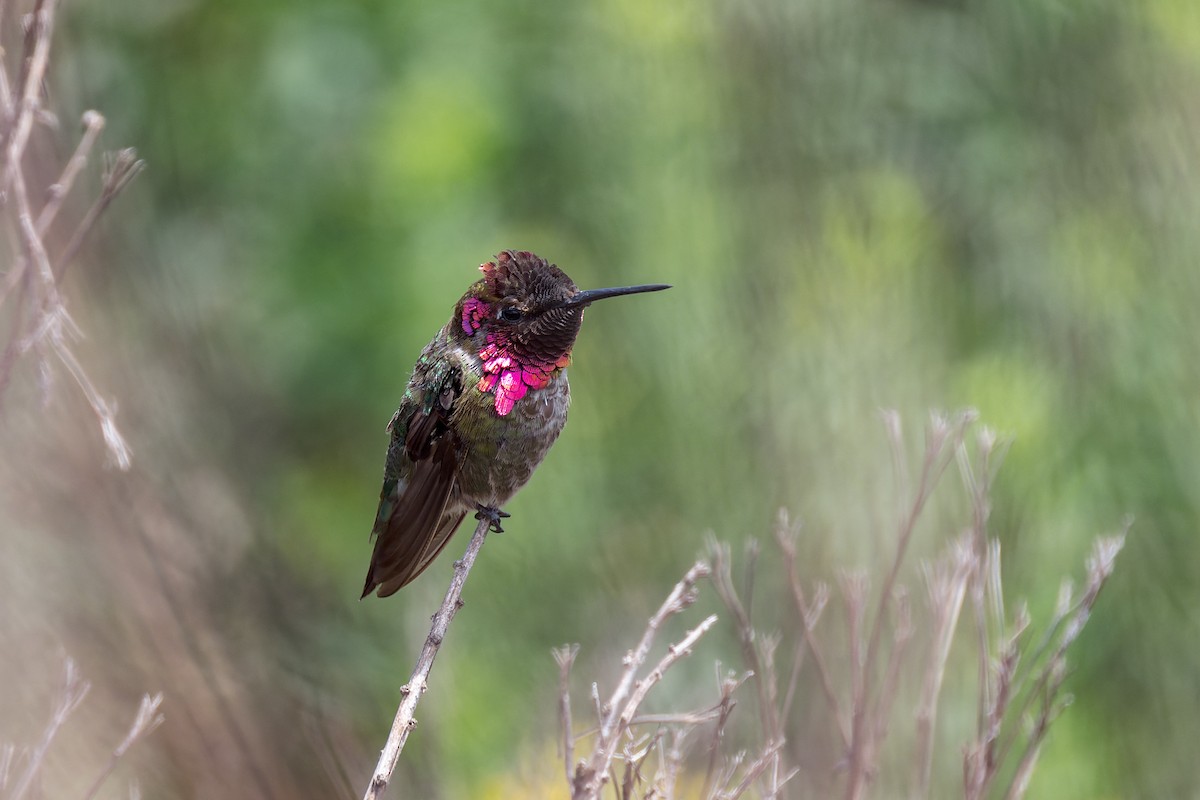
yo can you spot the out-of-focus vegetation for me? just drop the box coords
[1,0,1198,797]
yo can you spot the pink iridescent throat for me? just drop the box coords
[461,297,570,416]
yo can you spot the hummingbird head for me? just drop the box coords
[454,250,669,415]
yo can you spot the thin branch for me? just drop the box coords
[578,613,719,798]
[620,615,720,732]
[604,561,710,745]
[554,644,581,788]
[844,411,974,800]
[55,147,144,282]
[874,586,913,744]
[708,540,784,756]
[775,516,846,747]
[700,669,750,800]
[362,516,492,800]
[571,561,715,799]
[35,109,104,235]
[660,727,689,798]
[0,0,58,198]
[48,337,132,468]
[81,693,164,800]
[914,536,973,799]
[717,740,788,800]
[9,657,90,800]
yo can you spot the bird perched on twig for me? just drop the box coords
[361,250,669,597]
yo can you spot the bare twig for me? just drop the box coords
[569,560,716,799]
[362,516,492,800]
[717,740,788,800]
[607,562,709,742]
[81,693,164,800]
[660,727,689,798]
[8,657,90,800]
[578,613,719,798]
[989,533,1126,799]
[913,536,973,798]
[0,0,58,198]
[708,538,786,792]
[874,586,913,743]
[0,0,141,469]
[700,669,749,800]
[55,147,144,282]
[554,644,581,788]
[844,410,975,800]
[775,512,846,746]
[35,110,104,235]
[50,339,132,468]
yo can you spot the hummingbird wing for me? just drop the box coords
[361,365,466,598]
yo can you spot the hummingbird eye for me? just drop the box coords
[499,306,524,322]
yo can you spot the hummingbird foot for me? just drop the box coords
[474,504,511,533]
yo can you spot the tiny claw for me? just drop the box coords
[474,504,511,533]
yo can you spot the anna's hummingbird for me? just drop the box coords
[361,250,669,598]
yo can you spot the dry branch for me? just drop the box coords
[2,658,163,800]
[81,693,165,800]
[362,515,492,800]
[566,560,720,800]
[0,0,142,467]
[7,657,89,800]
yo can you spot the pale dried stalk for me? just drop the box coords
[699,669,749,799]
[913,536,973,798]
[873,587,913,743]
[708,539,787,796]
[0,108,103,308]
[774,513,846,747]
[605,562,709,742]
[362,516,492,800]
[35,110,105,235]
[569,560,716,799]
[844,410,975,800]
[81,693,165,800]
[715,741,790,800]
[55,147,145,281]
[660,727,688,798]
[578,613,719,798]
[555,644,581,788]
[0,0,58,197]
[0,0,141,468]
[8,657,90,800]
[994,534,1125,800]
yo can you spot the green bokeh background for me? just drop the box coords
[2,0,1198,797]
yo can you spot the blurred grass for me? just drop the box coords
[1,0,1198,796]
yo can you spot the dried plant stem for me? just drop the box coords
[36,110,105,235]
[0,0,142,467]
[0,0,58,196]
[844,412,972,800]
[8,658,89,800]
[554,644,581,788]
[55,147,145,282]
[913,537,973,798]
[775,520,846,747]
[699,670,749,799]
[709,540,787,795]
[362,516,492,800]
[572,561,715,799]
[81,693,164,800]
[718,741,788,800]
[595,613,717,795]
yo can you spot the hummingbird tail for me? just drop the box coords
[362,509,467,597]
[361,433,464,598]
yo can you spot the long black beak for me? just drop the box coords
[559,283,671,309]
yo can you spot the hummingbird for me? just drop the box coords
[361,250,669,598]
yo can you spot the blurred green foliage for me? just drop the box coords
[3,0,1199,796]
